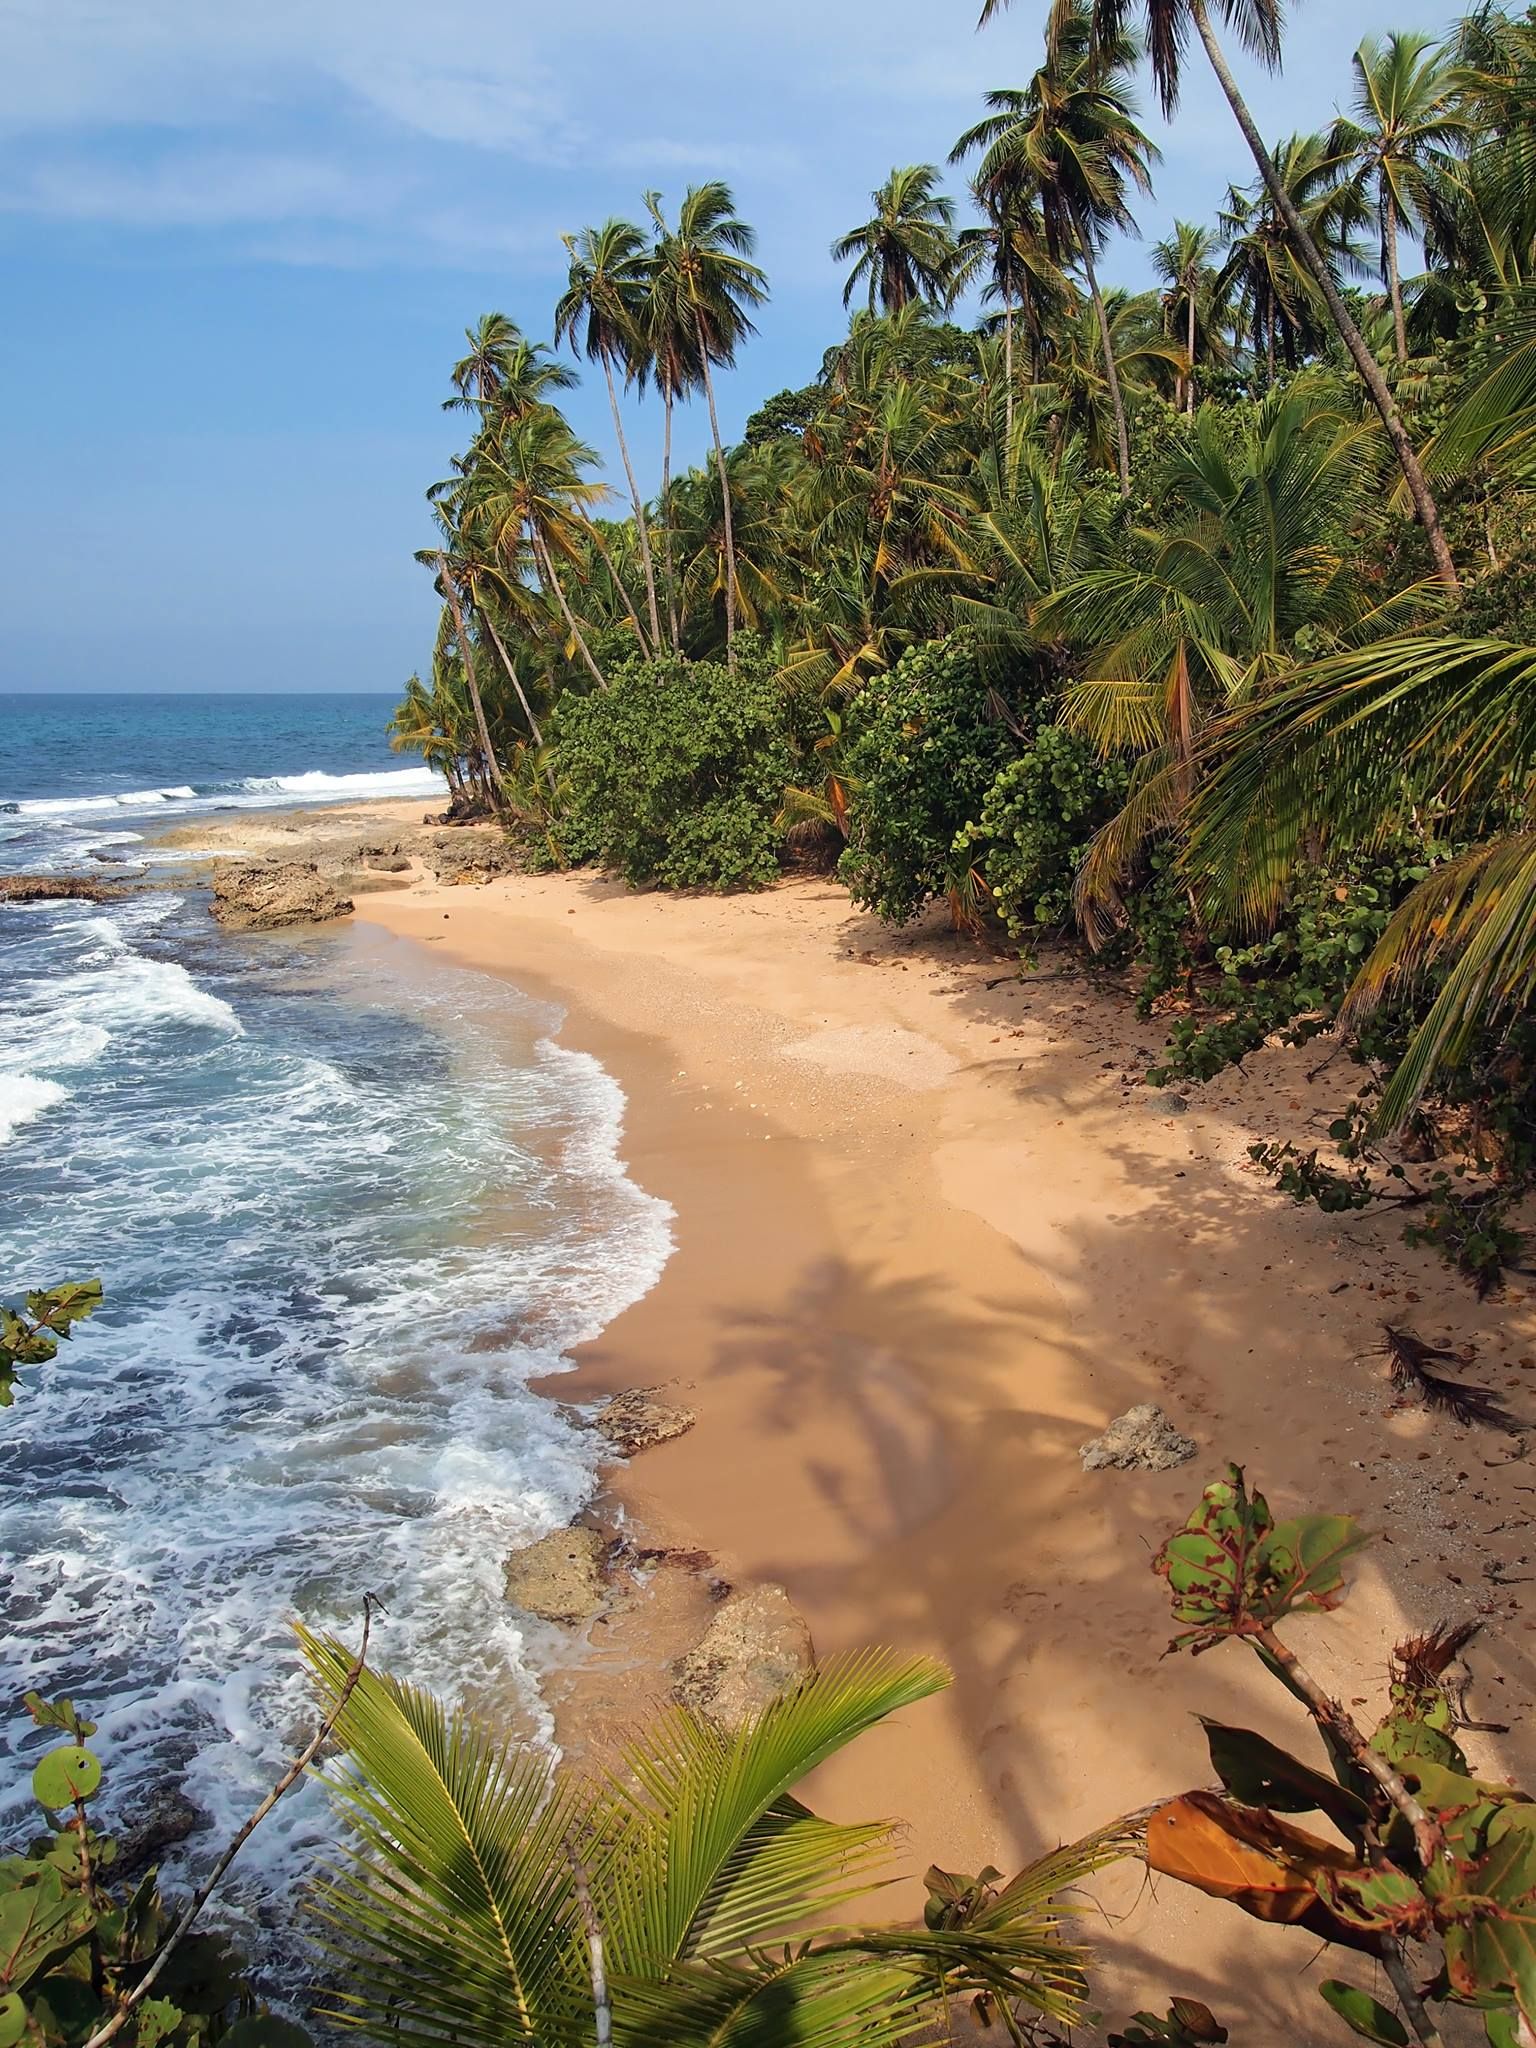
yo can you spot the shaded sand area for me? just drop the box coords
[161,804,1536,2036]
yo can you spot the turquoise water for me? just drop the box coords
[0,695,672,1964]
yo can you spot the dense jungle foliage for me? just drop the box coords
[390,0,1536,1254]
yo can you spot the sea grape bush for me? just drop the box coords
[1144,1465,1536,2048]
[548,643,796,889]
[1,1283,102,1407]
[963,725,1130,941]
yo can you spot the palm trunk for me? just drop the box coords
[1188,0,1458,590]
[480,607,545,748]
[1186,285,1198,414]
[1069,197,1131,497]
[531,526,608,692]
[601,350,663,652]
[695,320,738,664]
[1003,293,1015,454]
[584,519,654,656]
[437,560,506,810]
[661,386,681,654]
[1384,188,1409,366]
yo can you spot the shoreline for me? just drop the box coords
[157,806,1536,2033]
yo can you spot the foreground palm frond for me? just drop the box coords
[1343,831,1536,1125]
[301,1633,1131,2048]
[1417,307,1536,486]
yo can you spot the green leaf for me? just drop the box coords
[23,1696,97,1743]
[1153,1467,1367,1645]
[1200,1720,1370,1839]
[0,1995,26,2048]
[1319,1979,1410,2046]
[26,1282,103,1336]
[134,1997,185,2048]
[0,1869,94,1993]
[1486,2010,1522,2048]
[31,1747,101,1811]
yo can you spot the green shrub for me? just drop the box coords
[965,726,1130,940]
[550,644,795,890]
[838,633,1019,924]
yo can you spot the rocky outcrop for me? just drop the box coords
[210,861,352,932]
[503,1525,610,1624]
[673,1584,813,1731]
[417,832,520,886]
[593,1389,697,1459]
[0,874,125,904]
[1079,1403,1196,1473]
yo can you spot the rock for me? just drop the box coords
[1079,1403,1196,1473]
[673,1584,813,1730]
[210,861,352,932]
[593,1389,696,1458]
[0,874,125,904]
[503,1524,610,1624]
[362,850,411,873]
[113,1784,203,1883]
[417,832,519,886]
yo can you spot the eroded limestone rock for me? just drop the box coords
[209,861,351,931]
[673,1584,813,1731]
[503,1525,610,1624]
[1079,1403,1196,1473]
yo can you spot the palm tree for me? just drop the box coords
[556,220,664,653]
[300,1627,1136,2048]
[978,0,1464,589]
[832,166,961,316]
[448,317,576,419]
[1038,382,1441,928]
[1216,134,1372,386]
[963,7,1159,496]
[417,541,507,813]
[1150,220,1223,411]
[646,184,768,664]
[460,407,614,693]
[1330,34,1471,365]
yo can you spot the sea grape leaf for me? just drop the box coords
[1169,1999,1227,2044]
[1145,1790,1355,1918]
[1320,1859,1431,1938]
[23,1696,96,1743]
[1486,2010,1522,2048]
[25,1283,103,1336]
[0,1870,93,1993]
[31,1747,101,1811]
[1319,1980,1410,2047]
[1154,1467,1367,1647]
[135,1998,186,2048]
[1437,1805,1536,2022]
[0,1995,25,2048]
[1200,1718,1370,1838]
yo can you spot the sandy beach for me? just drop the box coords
[166,803,1536,2037]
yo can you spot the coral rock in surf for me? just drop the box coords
[673,1584,814,1730]
[503,1524,610,1624]
[209,861,352,931]
[0,873,126,904]
[1079,1403,1196,1473]
[593,1388,697,1458]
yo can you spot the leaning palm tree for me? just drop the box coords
[556,219,664,653]
[300,1628,1137,2048]
[978,0,1463,588]
[1329,33,1472,365]
[964,6,1159,496]
[832,166,961,317]
[448,317,577,420]
[646,184,768,664]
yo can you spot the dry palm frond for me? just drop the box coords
[1382,1322,1523,1431]
[1390,1618,1481,1692]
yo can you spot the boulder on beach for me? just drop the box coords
[209,861,352,932]
[503,1524,610,1624]
[417,832,519,886]
[673,1584,813,1731]
[593,1388,697,1458]
[1079,1403,1196,1473]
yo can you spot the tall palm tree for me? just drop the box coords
[964,7,1159,496]
[832,165,961,316]
[1216,133,1372,386]
[951,108,1069,440]
[448,317,576,419]
[459,407,614,693]
[978,0,1464,589]
[1150,220,1223,411]
[301,1629,1136,2048]
[1330,34,1472,365]
[417,532,508,812]
[556,219,664,653]
[646,184,768,664]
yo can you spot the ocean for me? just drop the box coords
[0,693,672,1960]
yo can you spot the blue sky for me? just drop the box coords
[2,0,1454,694]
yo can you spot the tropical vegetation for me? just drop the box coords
[388,1,1534,1274]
